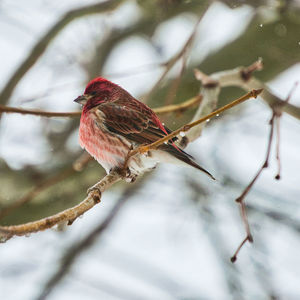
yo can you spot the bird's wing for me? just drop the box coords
[94,101,176,145]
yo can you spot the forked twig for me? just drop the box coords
[231,82,298,262]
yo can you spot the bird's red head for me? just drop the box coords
[74,77,117,111]
[84,77,114,94]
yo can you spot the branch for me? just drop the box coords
[0,95,202,117]
[134,89,262,155]
[230,81,298,263]
[0,0,125,106]
[35,177,147,300]
[206,59,300,121]
[0,168,74,220]
[153,95,202,114]
[0,153,92,220]
[0,105,81,117]
[0,172,121,242]
[143,6,209,102]
[185,70,220,144]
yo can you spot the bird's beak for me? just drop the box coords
[74,94,89,105]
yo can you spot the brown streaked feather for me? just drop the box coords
[95,102,176,144]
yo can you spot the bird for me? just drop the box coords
[74,77,214,182]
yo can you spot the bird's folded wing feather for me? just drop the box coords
[92,100,217,180]
[94,101,176,145]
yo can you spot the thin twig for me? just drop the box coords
[230,236,248,263]
[274,117,281,180]
[231,82,299,262]
[0,105,81,117]
[273,81,298,180]
[164,46,189,105]
[153,95,202,114]
[232,115,274,262]
[236,115,275,202]
[0,95,202,118]
[143,8,208,102]
[134,89,262,156]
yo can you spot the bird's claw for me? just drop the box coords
[120,167,137,183]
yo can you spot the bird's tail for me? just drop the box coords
[160,144,215,180]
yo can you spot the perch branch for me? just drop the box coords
[0,172,121,242]
[35,177,147,300]
[0,168,74,220]
[0,153,92,220]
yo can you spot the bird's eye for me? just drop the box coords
[90,91,97,96]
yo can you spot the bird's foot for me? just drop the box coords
[111,167,137,183]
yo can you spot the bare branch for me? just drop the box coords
[143,7,209,102]
[35,177,147,300]
[0,153,92,220]
[164,43,189,105]
[210,59,300,120]
[185,70,220,144]
[231,81,299,262]
[153,95,202,114]
[0,105,81,117]
[274,81,298,179]
[134,89,262,156]
[0,168,74,221]
[0,95,202,117]
[230,236,248,263]
[0,172,121,242]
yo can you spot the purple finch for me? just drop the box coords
[75,77,214,181]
